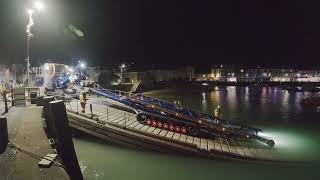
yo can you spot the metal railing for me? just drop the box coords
[52,94,131,130]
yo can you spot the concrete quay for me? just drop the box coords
[0,105,69,180]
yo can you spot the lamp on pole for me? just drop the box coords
[25,1,45,86]
[120,64,126,83]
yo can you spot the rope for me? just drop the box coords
[8,140,65,169]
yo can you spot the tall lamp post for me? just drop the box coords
[120,64,126,84]
[25,1,45,86]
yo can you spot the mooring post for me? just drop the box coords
[48,100,84,180]
[90,104,93,119]
[0,116,8,154]
[43,96,56,139]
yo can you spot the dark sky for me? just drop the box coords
[0,0,320,69]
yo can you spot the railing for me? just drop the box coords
[53,94,131,130]
[0,92,9,114]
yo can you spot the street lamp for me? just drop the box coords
[25,1,45,86]
[120,64,126,83]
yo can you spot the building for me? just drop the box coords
[122,66,195,84]
[195,65,320,83]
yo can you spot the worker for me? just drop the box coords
[214,105,222,118]
[79,91,87,113]
[0,81,5,96]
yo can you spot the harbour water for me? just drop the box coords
[73,86,320,180]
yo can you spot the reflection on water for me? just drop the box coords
[74,86,320,180]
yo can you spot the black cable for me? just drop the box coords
[8,140,65,169]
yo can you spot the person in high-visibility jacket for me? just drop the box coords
[80,91,87,113]
[0,81,5,96]
[214,105,222,118]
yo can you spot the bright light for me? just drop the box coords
[227,77,237,82]
[285,73,288,77]
[44,63,49,70]
[121,64,126,68]
[257,131,272,138]
[240,69,244,73]
[27,9,34,15]
[34,1,45,11]
[80,63,85,68]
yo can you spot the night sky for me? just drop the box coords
[0,0,320,69]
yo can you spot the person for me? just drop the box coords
[0,81,6,97]
[79,91,87,113]
[214,105,222,118]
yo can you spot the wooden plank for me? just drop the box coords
[236,140,252,157]
[133,124,144,130]
[230,139,246,156]
[140,125,150,132]
[152,128,162,135]
[179,134,187,142]
[172,133,181,141]
[207,139,215,151]
[225,139,237,154]
[219,138,229,152]
[241,140,259,158]
[165,131,174,139]
[200,138,208,150]
[228,139,240,155]
[158,130,168,137]
[127,121,139,128]
[146,127,156,133]
[186,136,193,144]
[213,138,222,151]
[193,137,201,148]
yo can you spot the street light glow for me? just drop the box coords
[121,64,126,68]
[27,9,34,15]
[34,1,45,11]
[80,63,86,68]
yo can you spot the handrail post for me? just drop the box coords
[11,89,14,106]
[3,92,8,113]
[90,104,93,119]
[76,99,79,114]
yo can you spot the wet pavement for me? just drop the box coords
[0,105,69,180]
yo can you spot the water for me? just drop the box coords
[74,86,320,180]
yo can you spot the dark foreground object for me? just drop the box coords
[0,106,69,180]
[0,116,8,154]
[48,100,84,180]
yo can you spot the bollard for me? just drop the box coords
[48,100,84,180]
[0,116,8,154]
[42,96,56,139]
[90,104,93,119]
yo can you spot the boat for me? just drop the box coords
[54,63,276,147]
